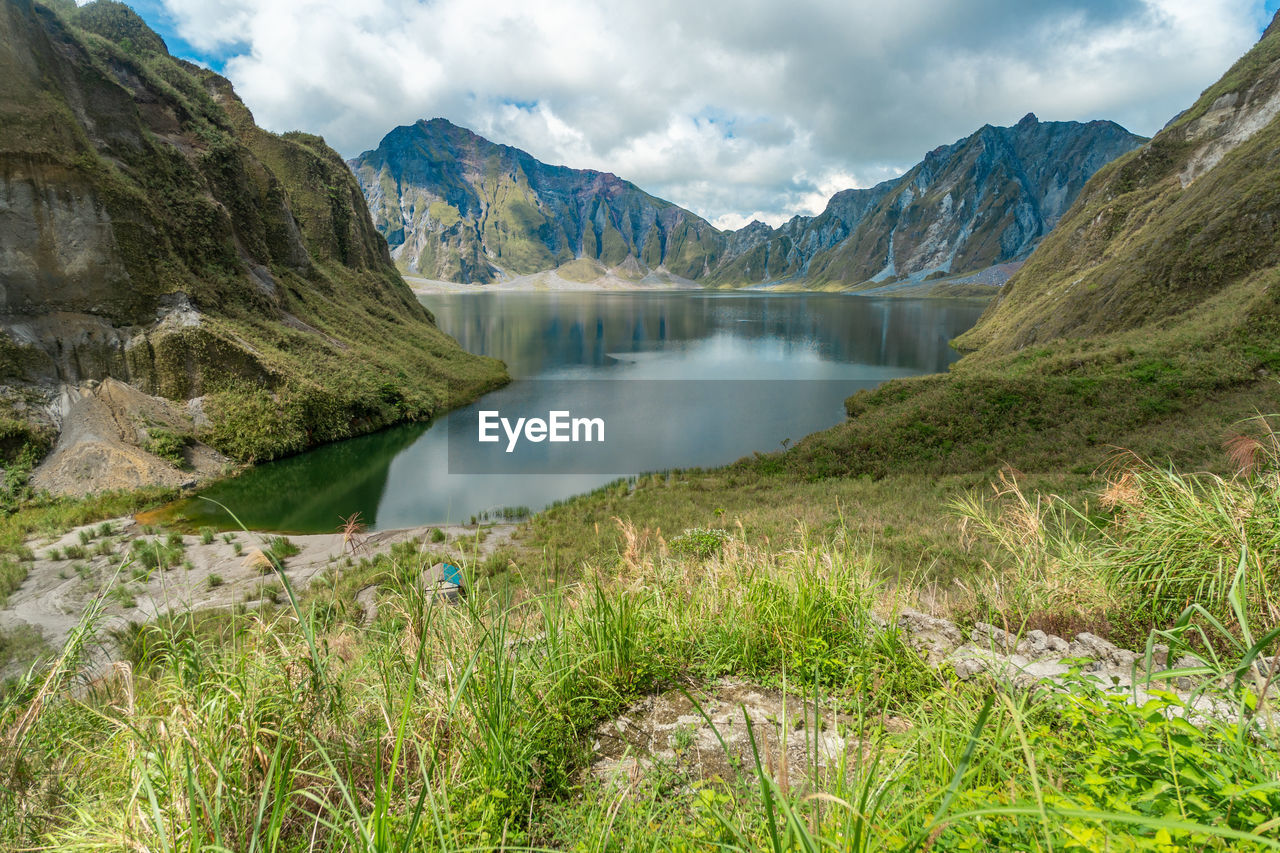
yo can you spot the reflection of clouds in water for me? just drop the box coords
[428,292,982,380]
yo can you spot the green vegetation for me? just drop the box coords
[668,526,729,559]
[143,428,190,468]
[0,557,25,606]
[264,535,300,563]
[0,1,507,469]
[2,451,1280,849]
[129,536,185,571]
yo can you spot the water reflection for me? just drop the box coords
[174,292,984,532]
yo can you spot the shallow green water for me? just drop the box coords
[168,291,984,533]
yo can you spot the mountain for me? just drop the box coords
[791,115,1145,289]
[349,119,723,284]
[956,15,1280,354]
[353,116,1143,289]
[784,15,1280,488]
[703,182,899,285]
[0,0,505,495]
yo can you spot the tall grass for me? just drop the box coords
[5,456,1280,849]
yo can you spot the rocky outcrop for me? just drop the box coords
[894,609,1237,710]
[956,12,1280,353]
[588,609,1242,790]
[0,1,506,485]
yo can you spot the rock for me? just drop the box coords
[1069,632,1119,662]
[898,610,964,664]
[1017,629,1050,657]
[951,657,988,680]
[970,622,1017,653]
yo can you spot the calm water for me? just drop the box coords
[171,292,984,532]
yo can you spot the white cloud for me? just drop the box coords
[155,0,1267,227]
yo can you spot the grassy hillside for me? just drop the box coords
[956,17,1280,353]
[0,0,506,476]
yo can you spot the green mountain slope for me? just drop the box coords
[0,0,506,485]
[956,17,1280,354]
[781,18,1280,486]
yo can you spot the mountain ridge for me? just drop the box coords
[350,118,723,284]
[956,11,1280,354]
[351,115,1145,289]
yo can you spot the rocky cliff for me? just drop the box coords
[957,14,1280,354]
[0,0,505,495]
[354,116,1142,289]
[350,119,723,283]
[795,115,1145,289]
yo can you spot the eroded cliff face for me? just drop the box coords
[801,114,1146,289]
[957,13,1280,354]
[0,1,505,492]
[350,118,723,283]
[354,115,1143,290]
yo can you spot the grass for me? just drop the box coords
[264,535,300,564]
[2,450,1280,850]
[129,537,185,572]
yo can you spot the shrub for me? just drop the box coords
[0,557,25,604]
[669,527,729,560]
[130,538,183,571]
[431,528,446,543]
[144,428,191,468]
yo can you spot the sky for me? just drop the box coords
[107,0,1277,230]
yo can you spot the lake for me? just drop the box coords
[171,292,984,532]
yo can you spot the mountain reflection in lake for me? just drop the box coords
[174,292,984,532]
